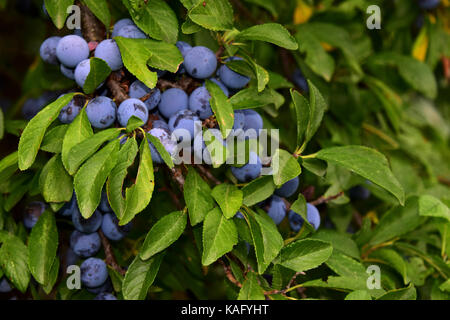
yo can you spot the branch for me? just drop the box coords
[80,3,105,42]
[107,71,129,104]
[168,167,185,192]
[218,259,242,288]
[310,191,344,206]
[98,230,126,276]
[194,164,221,186]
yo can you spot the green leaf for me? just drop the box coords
[279,239,333,272]
[42,257,59,294]
[44,0,75,29]
[0,151,18,182]
[106,137,139,218]
[237,272,265,300]
[230,87,285,110]
[181,17,203,34]
[62,107,93,172]
[18,93,76,170]
[290,90,309,147]
[39,154,73,203]
[242,175,276,206]
[126,116,144,132]
[369,197,422,245]
[83,58,111,94]
[41,124,69,153]
[0,234,30,293]
[28,211,58,285]
[316,146,405,205]
[310,229,360,259]
[236,23,298,50]
[184,167,215,226]
[140,211,187,260]
[247,209,283,274]
[114,37,157,89]
[304,81,327,144]
[271,149,301,187]
[345,290,372,300]
[211,184,243,219]
[146,133,174,168]
[377,284,417,300]
[370,248,408,284]
[122,253,163,300]
[122,0,178,43]
[74,140,120,218]
[205,80,234,138]
[202,207,238,266]
[145,41,184,73]
[83,0,111,28]
[120,138,154,225]
[66,128,121,175]
[188,0,234,31]
[418,195,450,222]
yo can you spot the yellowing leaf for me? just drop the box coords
[294,0,313,25]
[412,26,429,62]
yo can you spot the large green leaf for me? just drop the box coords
[41,124,69,153]
[205,80,235,139]
[188,0,234,31]
[316,146,405,205]
[39,154,73,203]
[377,284,417,300]
[211,184,243,219]
[18,93,76,170]
[184,167,215,226]
[122,0,178,43]
[236,23,298,50]
[28,211,58,285]
[74,140,120,218]
[418,195,450,222]
[242,175,276,206]
[122,253,164,300]
[202,207,238,266]
[140,211,187,260]
[44,0,75,29]
[0,234,30,293]
[83,58,111,94]
[279,239,333,273]
[120,138,154,225]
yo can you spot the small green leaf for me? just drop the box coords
[271,149,301,187]
[189,0,234,31]
[304,81,327,144]
[83,0,111,28]
[377,284,417,300]
[279,239,333,273]
[236,23,298,50]
[122,253,164,300]
[316,146,405,205]
[44,0,75,29]
[0,234,30,293]
[202,207,238,266]
[184,167,215,226]
[242,175,276,206]
[146,133,174,168]
[28,211,58,285]
[290,90,309,147]
[211,184,243,219]
[42,257,59,294]
[205,80,235,139]
[41,124,69,153]
[140,211,187,260]
[39,154,73,203]
[74,140,120,218]
[230,87,285,110]
[237,272,265,300]
[120,137,154,225]
[83,58,111,94]
[0,151,18,182]
[126,116,145,132]
[18,93,76,170]
[418,195,450,222]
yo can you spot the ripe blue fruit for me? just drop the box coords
[188,86,213,119]
[59,193,77,217]
[80,258,108,288]
[233,110,246,130]
[206,78,229,97]
[60,64,75,80]
[87,277,113,294]
[94,292,117,300]
[266,195,287,225]
[116,25,147,39]
[168,109,200,141]
[193,129,226,164]
[64,247,80,268]
[70,231,101,258]
[418,0,440,9]
[147,127,177,164]
[23,201,46,229]
[231,151,262,182]
[218,57,250,90]
[112,18,135,37]
[235,211,244,219]
[56,35,90,68]
[176,41,192,57]
[129,80,161,111]
[40,36,61,65]
[0,278,12,293]
[58,95,85,124]
[184,46,217,79]
[72,208,103,233]
[99,191,112,213]
[243,109,263,135]
[158,88,188,119]
[288,203,321,232]
[275,177,299,198]
[292,68,309,93]
[152,119,170,131]
[117,98,149,127]
[74,59,92,88]
[94,39,123,71]
[86,96,117,129]
[349,185,371,200]
[101,213,132,241]
[22,92,59,120]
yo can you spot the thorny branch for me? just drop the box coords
[98,230,126,276]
